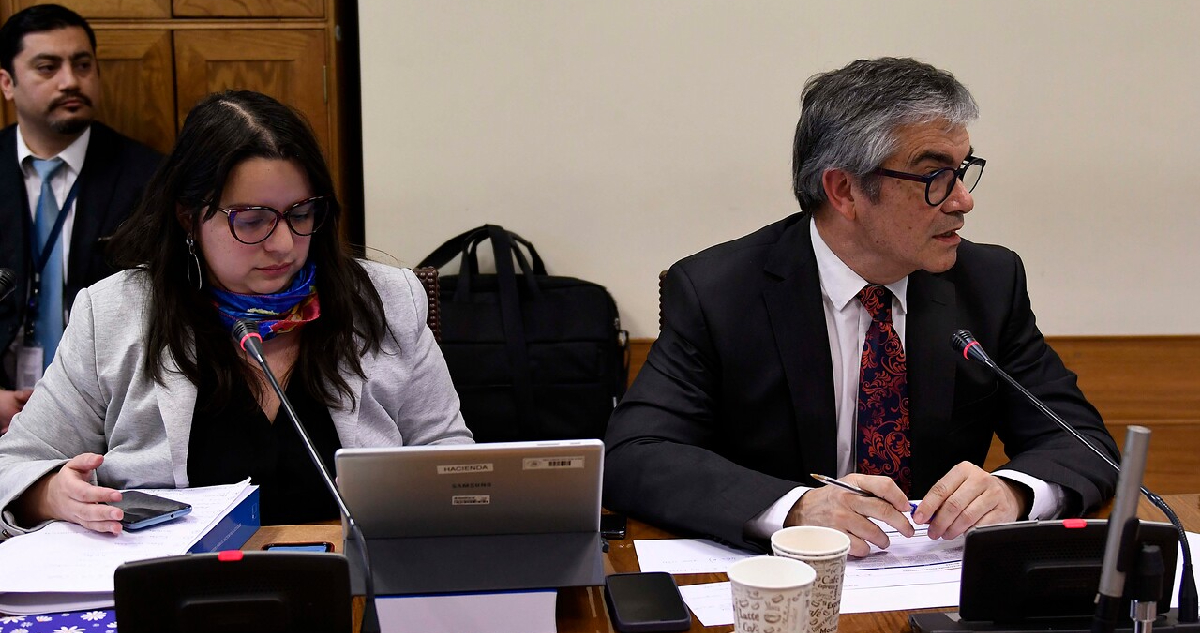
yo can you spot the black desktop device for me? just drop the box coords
[959,520,1178,622]
[114,551,352,633]
[910,519,1196,633]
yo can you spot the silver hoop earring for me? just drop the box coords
[186,236,204,290]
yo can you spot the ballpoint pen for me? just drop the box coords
[810,473,919,514]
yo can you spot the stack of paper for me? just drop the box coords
[634,511,968,627]
[0,480,257,615]
[636,525,1200,627]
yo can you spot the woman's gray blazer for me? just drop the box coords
[0,261,472,537]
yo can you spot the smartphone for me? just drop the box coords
[604,572,691,632]
[601,513,628,540]
[262,541,336,553]
[106,491,192,530]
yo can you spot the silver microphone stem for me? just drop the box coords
[1132,599,1157,633]
[1092,425,1151,633]
[1099,426,1151,597]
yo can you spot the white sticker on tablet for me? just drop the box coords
[523,456,585,470]
[437,463,493,475]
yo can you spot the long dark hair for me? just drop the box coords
[109,90,387,409]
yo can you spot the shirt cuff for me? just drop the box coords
[745,486,810,540]
[993,469,1065,520]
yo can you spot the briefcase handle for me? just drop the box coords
[417,224,547,276]
[455,227,543,301]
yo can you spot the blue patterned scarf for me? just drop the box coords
[209,262,321,341]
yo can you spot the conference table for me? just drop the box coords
[243,494,1200,633]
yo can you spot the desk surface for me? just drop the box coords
[244,494,1200,633]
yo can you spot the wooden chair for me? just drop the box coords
[412,266,442,343]
[658,269,667,332]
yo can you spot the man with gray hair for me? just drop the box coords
[603,57,1117,556]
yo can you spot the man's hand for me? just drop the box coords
[12,453,124,535]
[0,388,33,434]
[785,474,915,557]
[912,461,1030,540]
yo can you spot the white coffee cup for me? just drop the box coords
[727,555,816,633]
[770,526,851,633]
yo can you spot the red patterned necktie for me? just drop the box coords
[856,284,912,494]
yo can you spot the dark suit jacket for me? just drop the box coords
[603,212,1118,550]
[0,122,162,388]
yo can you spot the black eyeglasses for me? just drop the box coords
[215,196,329,245]
[874,156,986,207]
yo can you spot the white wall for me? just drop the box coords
[359,1,1200,338]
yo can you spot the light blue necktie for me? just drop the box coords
[32,157,66,370]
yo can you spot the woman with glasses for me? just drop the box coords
[0,90,472,536]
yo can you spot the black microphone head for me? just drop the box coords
[951,329,993,364]
[0,268,15,302]
[950,329,976,354]
[232,319,262,351]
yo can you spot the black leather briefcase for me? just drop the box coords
[418,225,629,443]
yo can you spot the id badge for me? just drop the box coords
[15,345,44,390]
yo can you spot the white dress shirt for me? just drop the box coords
[17,124,92,283]
[745,216,1063,538]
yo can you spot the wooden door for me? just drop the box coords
[11,0,171,18]
[94,30,176,155]
[0,29,175,152]
[173,0,322,17]
[173,29,330,154]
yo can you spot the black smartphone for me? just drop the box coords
[262,541,336,553]
[604,571,691,632]
[106,491,192,530]
[601,513,628,540]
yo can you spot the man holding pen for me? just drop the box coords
[603,58,1118,556]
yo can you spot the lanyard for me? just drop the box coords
[22,176,82,344]
[29,176,83,276]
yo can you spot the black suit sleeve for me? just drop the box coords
[604,264,796,550]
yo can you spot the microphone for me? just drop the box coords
[0,268,15,302]
[950,329,990,365]
[1094,425,1150,633]
[950,330,1118,470]
[951,329,1197,625]
[232,319,381,633]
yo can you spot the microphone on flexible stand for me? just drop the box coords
[233,319,381,633]
[951,329,1197,626]
[0,268,16,302]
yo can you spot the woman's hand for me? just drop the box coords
[13,453,125,535]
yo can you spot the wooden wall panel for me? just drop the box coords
[14,0,171,19]
[0,0,346,236]
[627,336,1200,494]
[95,30,175,155]
[173,30,328,151]
[173,0,322,18]
[0,28,174,156]
[1051,336,1200,422]
[983,422,1200,495]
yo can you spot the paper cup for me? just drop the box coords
[727,555,816,633]
[770,526,851,633]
